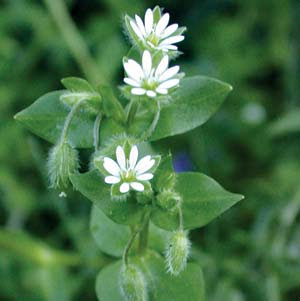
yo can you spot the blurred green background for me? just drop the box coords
[1,0,300,300]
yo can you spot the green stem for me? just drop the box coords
[178,205,184,230]
[60,98,85,143]
[93,113,102,152]
[126,99,139,127]
[123,210,151,265]
[142,99,160,140]
[43,0,102,85]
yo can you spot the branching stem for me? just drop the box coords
[60,98,85,143]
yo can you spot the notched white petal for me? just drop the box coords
[136,157,155,174]
[130,182,144,192]
[136,173,153,181]
[158,78,179,89]
[161,24,178,38]
[124,77,141,87]
[156,87,168,95]
[155,55,169,77]
[142,50,152,76]
[103,157,121,176]
[146,90,156,98]
[116,146,126,170]
[159,66,180,81]
[131,88,146,95]
[130,20,143,39]
[160,35,185,45]
[155,13,170,36]
[144,8,153,34]
[135,14,146,36]
[129,145,139,169]
[105,176,120,184]
[120,182,130,193]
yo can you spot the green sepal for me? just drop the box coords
[124,15,146,50]
[98,85,126,125]
[152,6,162,24]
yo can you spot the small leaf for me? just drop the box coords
[70,170,146,226]
[61,77,95,93]
[96,251,205,301]
[151,172,244,230]
[150,76,232,141]
[14,91,96,148]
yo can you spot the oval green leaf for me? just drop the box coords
[151,172,244,230]
[150,76,232,141]
[14,91,96,148]
[70,170,146,226]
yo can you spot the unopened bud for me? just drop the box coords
[47,141,79,189]
[166,230,190,276]
[119,264,147,301]
[156,190,181,210]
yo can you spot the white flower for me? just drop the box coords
[103,145,155,193]
[128,8,185,52]
[124,50,180,98]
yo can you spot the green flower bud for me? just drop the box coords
[47,141,79,189]
[166,230,190,276]
[156,190,181,210]
[119,264,147,301]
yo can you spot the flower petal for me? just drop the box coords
[146,90,156,98]
[160,24,178,39]
[116,145,126,170]
[129,145,139,169]
[160,35,185,45]
[144,8,153,35]
[155,55,169,78]
[130,20,143,40]
[142,50,152,77]
[131,88,146,95]
[136,173,153,181]
[157,78,179,89]
[155,13,170,36]
[124,77,141,87]
[156,87,168,95]
[103,157,121,176]
[124,60,144,81]
[158,44,178,51]
[120,182,130,193]
[105,176,120,184]
[159,66,180,81]
[130,182,144,192]
[136,156,155,174]
[135,14,146,37]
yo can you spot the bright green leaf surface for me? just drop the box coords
[14,91,96,148]
[150,76,232,141]
[90,205,171,257]
[96,251,205,301]
[70,170,146,226]
[152,172,244,230]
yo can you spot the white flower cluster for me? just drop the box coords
[102,145,156,194]
[124,7,185,98]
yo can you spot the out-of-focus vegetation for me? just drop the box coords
[1,0,299,300]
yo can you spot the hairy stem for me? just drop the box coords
[123,210,151,265]
[60,98,85,143]
[142,99,160,140]
[178,205,184,230]
[126,99,139,128]
[93,113,102,152]
[43,0,102,85]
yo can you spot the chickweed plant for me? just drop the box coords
[15,6,243,301]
